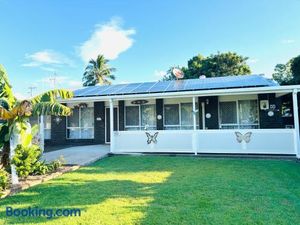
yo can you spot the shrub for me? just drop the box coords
[47,157,64,172]
[32,161,49,175]
[12,145,64,179]
[31,157,64,176]
[0,168,8,196]
[11,144,42,178]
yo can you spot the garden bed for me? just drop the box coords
[1,165,79,199]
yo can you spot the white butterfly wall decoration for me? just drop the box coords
[235,132,252,143]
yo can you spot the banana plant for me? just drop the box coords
[0,64,73,184]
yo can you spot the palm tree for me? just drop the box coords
[0,64,73,184]
[82,54,116,86]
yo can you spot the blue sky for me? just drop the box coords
[0,0,300,99]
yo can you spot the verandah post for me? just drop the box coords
[39,115,45,152]
[192,96,197,155]
[109,99,114,153]
[292,90,300,158]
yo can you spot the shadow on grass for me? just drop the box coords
[0,156,173,224]
[0,156,299,224]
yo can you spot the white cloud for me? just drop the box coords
[79,18,136,62]
[68,80,82,89]
[14,92,27,100]
[22,50,73,67]
[154,70,167,80]
[247,58,259,64]
[40,76,69,85]
[281,39,295,44]
[39,75,82,89]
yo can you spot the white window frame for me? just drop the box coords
[66,107,94,139]
[218,99,260,129]
[163,103,199,130]
[125,104,156,130]
[43,115,51,140]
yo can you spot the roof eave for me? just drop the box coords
[60,85,300,103]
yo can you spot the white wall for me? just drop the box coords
[113,129,296,155]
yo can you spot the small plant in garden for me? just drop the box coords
[11,144,42,178]
[0,168,8,196]
[47,159,62,172]
[32,161,49,175]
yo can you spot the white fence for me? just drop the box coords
[113,129,296,155]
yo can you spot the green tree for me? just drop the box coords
[291,55,300,84]
[0,65,73,184]
[82,54,116,86]
[272,62,293,85]
[272,55,300,85]
[163,52,251,80]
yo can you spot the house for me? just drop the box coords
[42,74,300,158]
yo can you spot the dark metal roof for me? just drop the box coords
[74,75,278,97]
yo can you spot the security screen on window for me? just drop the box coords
[164,104,180,129]
[141,105,156,129]
[125,106,139,130]
[67,107,94,139]
[164,103,198,130]
[219,100,258,129]
[125,105,156,130]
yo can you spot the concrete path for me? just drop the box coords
[42,145,110,166]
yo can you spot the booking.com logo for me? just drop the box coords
[6,206,81,219]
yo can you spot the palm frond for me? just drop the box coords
[0,64,16,108]
[0,106,14,120]
[30,89,73,104]
[83,54,116,86]
[31,102,72,116]
[108,74,116,80]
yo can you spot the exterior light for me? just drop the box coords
[54,116,62,124]
[268,111,274,117]
[205,113,211,119]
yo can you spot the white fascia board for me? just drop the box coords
[60,85,300,103]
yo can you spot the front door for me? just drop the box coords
[105,107,118,143]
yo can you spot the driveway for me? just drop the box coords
[42,145,110,165]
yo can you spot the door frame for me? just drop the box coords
[105,107,119,144]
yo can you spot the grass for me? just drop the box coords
[0,155,300,224]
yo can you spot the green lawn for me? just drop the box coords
[0,156,300,225]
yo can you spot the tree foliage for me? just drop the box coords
[0,64,73,168]
[272,55,300,85]
[82,54,116,86]
[291,55,300,84]
[163,52,251,80]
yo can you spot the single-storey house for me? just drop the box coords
[40,74,300,158]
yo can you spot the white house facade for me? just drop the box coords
[40,75,300,158]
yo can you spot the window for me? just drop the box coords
[125,104,156,130]
[164,104,180,129]
[67,107,94,139]
[44,115,51,139]
[238,100,259,127]
[125,106,139,129]
[219,102,237,124]
[141,105,156,129]
[219,100,259,129]
[164,103,199,130]
[29,115,51,139]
